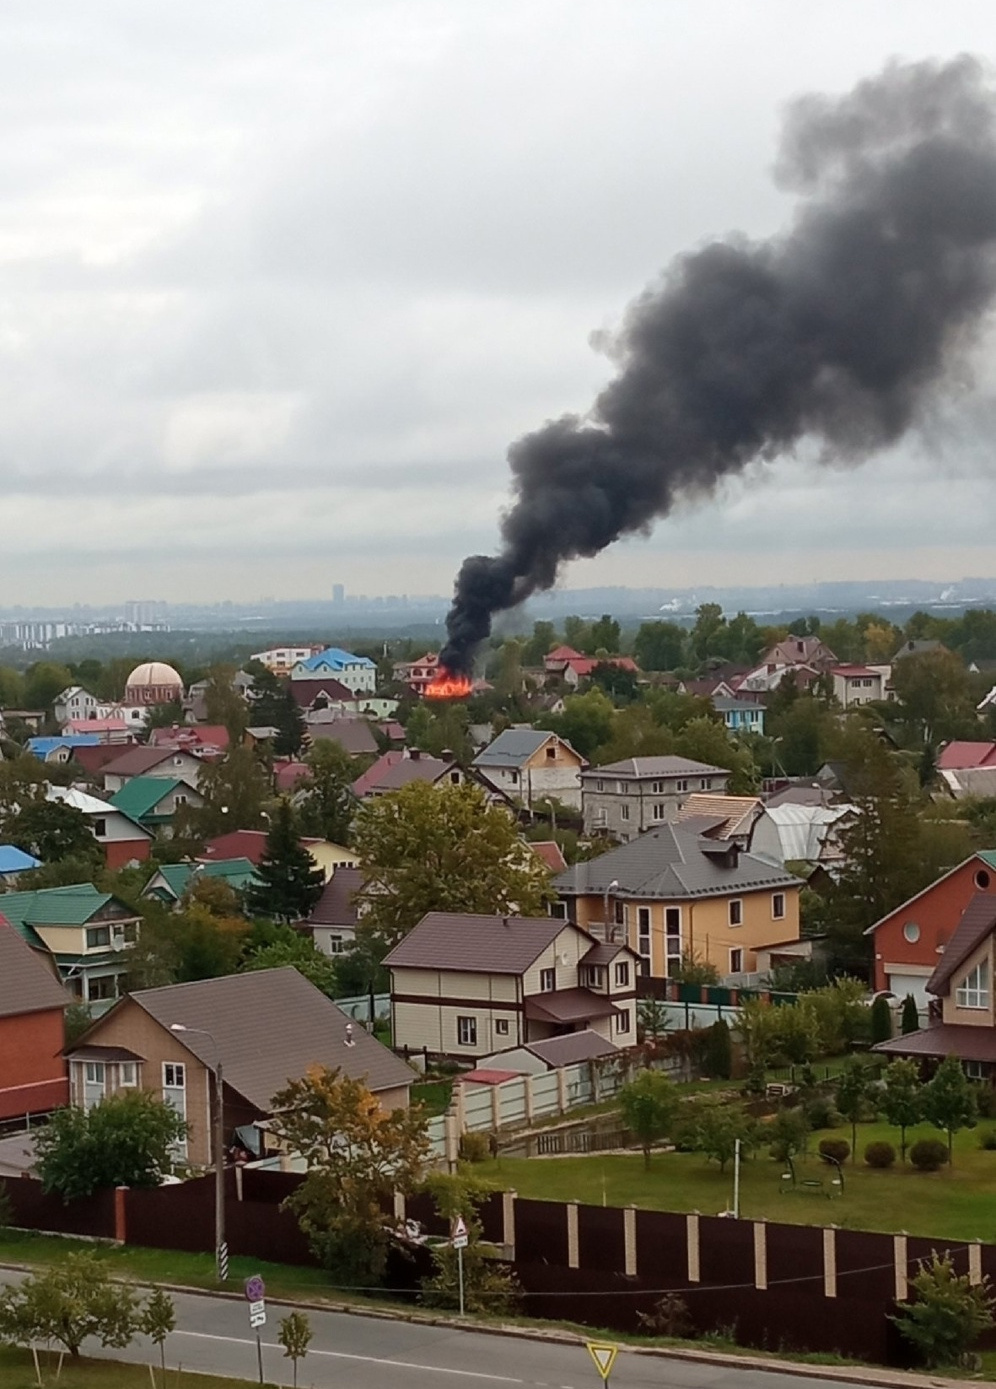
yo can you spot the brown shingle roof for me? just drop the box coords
[307,717,379,756]
[926,893,996,996]
[524,988,620,1024]
[874,1023,996,1064]
[102,747,193,778]
[0,916,70,1020]
[384,912,571,974]
[289,678,356,709]
[369,755,457,792]
[306,867,364,928]
[127,967,414,1107]
[523,1031,619,1067]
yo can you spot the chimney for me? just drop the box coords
[441,748,454,761]
[409,747,421,761]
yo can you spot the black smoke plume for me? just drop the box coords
[439,56,996,674]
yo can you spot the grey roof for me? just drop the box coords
[384,912,573,974]
[583,755,728,779]
[0,917,70,1020]
[926,893,996,997]
[580,941,629,966]
[101,746,192,777]
[124,967,414,1107]
[554,822,802,900]
[523,1030,619,1068]
[307,717,380,756]
[473,728,559,768]
[305,867,364,928]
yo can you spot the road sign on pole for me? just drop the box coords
[244,1274,266,1302]
[451,1215,469,1249]
[248,1299,266,1328]
[586,1341,618,1382]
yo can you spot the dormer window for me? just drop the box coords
[956,961,989,1010]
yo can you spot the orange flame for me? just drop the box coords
[424,669,473,700]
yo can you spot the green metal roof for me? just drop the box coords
[149,857,259,901]
[0,883,132,948]
[109,777,188,821]
[978,851,996,870]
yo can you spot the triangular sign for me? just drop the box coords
[586,1341,618,1381]
[452,1216,467,1239]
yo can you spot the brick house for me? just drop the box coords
[0,915,69,1121]
[385,913,639,1060]
[66,968,415,1166]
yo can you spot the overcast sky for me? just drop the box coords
[1,1,995,606]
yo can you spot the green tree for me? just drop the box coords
[522,620,557,667]
[673,717,759,793]
[922,1055,977,1163]
[5,798,103,870]
[870,995,893,1044]
[767,1106,810,1162]
[834,1058,872,1160]
[297,739,356,844]
[419,1170,521,1315]
[34,1090,189,1200]
[880,1059,924,1163]
[140,1287,176,1389]
[268,1067,431,1283]
[246,799,325,922]
[618,1070,677,1168]
[588,614,621,654]
[23,660,73,712]
[633,621,686,672]
[353,781,552,952]
[702,1018,732,1079]
[0,1251,142,1358]
[179,743,272,842]
[203,665,250,746]
[891,1251,995,1369]
[246,664,306,756]
[240,928,339,997]
[901,994,920,1034]
[891,649,978,746]
[542,689,615,760]
[277,1311,313,1389]
[683,1100,755,1172]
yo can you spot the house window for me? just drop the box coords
[675,779,688,793]
[730,948,744,973]
[549,901,567,920]
[457,1016,478,1047]
[585,966,604,988]
[614,961,630,987]
[540,968,555,992]
[651,803,665,821]
[449,771,461,784]
[956,961,989,1010]
[965,1059,986,1081]
[495,1018,510,1036]
[637,907,651,934]
[613,899,625,926]
[862,678,873,687]
[651,781,664,794]
[175,794,187,806]
[508,770,519,785]
[614,1010,631,1035]
[903,921,920,943]
[86,925,111,950]
[84,1061,105,1086]
[87,975,118,1001]
[328,934,344,954]
[665,907,681,972]
[162,1062,187,1156]
[93,818,107,838]
[163,1062,185,1090]
[119,1062,138,1087]
[772,893,785,920]
[596,780,604,792]
[729,899,743,927]
[621,804,630,822]
[545,745,556,760]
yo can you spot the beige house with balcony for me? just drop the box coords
[473,729,586,811]
[385,913,639,1060]
[582,756,732,840]
[0,885,141,1007]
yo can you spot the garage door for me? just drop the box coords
[886,972,930,1010]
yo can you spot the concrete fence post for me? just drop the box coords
[444,1113,460,1170]
[502,1189,517,1260]
[491,1084,502,1131]
[234,1165,244,1203]
[822,1227,837,1299]
[567,1202,579,1269]
[753,1221,767,1290]
[523,1072,534,1126]
[113,1187,127,1244]
[393,1190,406,1224]
[556,1067,567,1114]
[893,1234,908,1302]
[624,1206,637,1277]
[686,1212,700,1283]
[969,1241,983,1287]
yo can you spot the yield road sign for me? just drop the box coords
[586,1341,618,1381]
[451,1215,469,1249]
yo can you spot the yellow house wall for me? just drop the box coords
[941,937,995,1027]
[309,843,359,879]
[523,739,584,772]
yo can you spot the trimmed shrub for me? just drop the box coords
[818,1138,850,1165]
[973,1084,996,1120]
[864,1140,897,1169]
[909,1138,949,1172]
[702,1019,733,1080]
[804,1096,838,1130]
[978,1129,996,1151]
[458,1131,491,1163]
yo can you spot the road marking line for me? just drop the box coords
[173,1329,524,1382]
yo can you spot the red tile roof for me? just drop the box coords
[149,725,230,752]
[937,741,996,771]
[352,750,404,799]
[458,1069,521,1086]
[72,744,128,776]
[288,678,356,709]
[274,760,310,793]
[531,840,568,874]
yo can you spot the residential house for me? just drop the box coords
[477,1029,619,1074]
[65,968,415,1165]
[108,777,203,838]
[142,858,260,907]
[196,830,356,880]
[53,686,102,725]
[750,802,857,872]
[354,748,466,799]
[473,729,586,811]
[874,893,996,1079]
[937,742,996,801]
[305,715,380,757]
[46,786,154,869]
[289,676,359,711]
[393,652,441,695]
[542,645,640,689]
[147,725,230,758]
[893,638,950,661]
[553,823,803,979]
[712,696,765,736]
[0,916,69,1121]
[299,866,364,955]
[865,851,996,1008]
[677,793,763,844]
[0,845,41,883]
[530,840,568,875]
[581,756,731,841]
[830,665,888,708]
[101,745,206,794]
[27,734,103,765]
[249,645,324,674]
[0,884,141,1006]
[62,717,134,744]
[385,913,640,1059]
[289,647,377,694]
[760,635,837,670]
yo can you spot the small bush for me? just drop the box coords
[973,1084,996,1120]
[864,1140,897,1169]
[909,1138,949,1172]
[458,1131,491,1163]
[978,1129,996,1151]
[805,1097,838,1130]
[818,1138,850,1165]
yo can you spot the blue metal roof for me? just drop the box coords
[27,735,102,755]
[0,845,41,874]
[297,647,375,671]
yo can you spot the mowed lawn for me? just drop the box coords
[0,1347,265,1388]
[478,1119,996,1241]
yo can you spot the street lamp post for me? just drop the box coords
[170,1023,227,1281]
[603,879,620,941]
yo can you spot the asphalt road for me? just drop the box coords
[0,1275,853,1389]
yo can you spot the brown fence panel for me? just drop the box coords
[226,1198,316,1266]
[478,1190,505,1245]
[238,1169,304,1205]
[697,1213,754,1285]
[514,1198,569,1267]
[125,1176,215,1253]
[634,1209,690,1287]
[2,1177,116,1240]
[577,1204,626,1276]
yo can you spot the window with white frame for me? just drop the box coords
[549,900,568,919]
[651,781,664,794]
[772,892,786,920]
[730,947,743,973]
[956,960,990,1010]
[651,803,665,821]
[86,925,110,950]
[676,779,688,793]
[540,967,555,992]
[620,804,630,821]
[81,1060,105,1110]
[495,1018,510,1036]
[665,906,681,973]
[614,961,630,987]
[614,1010,631,1034]
[729,899,743,927]
[457,1016,477,1047]
[965,1059,986,1080]
[614,900,625,927]
[119,1062,138,1087]
[327,934,344,953]
[161,1062,186,1154]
